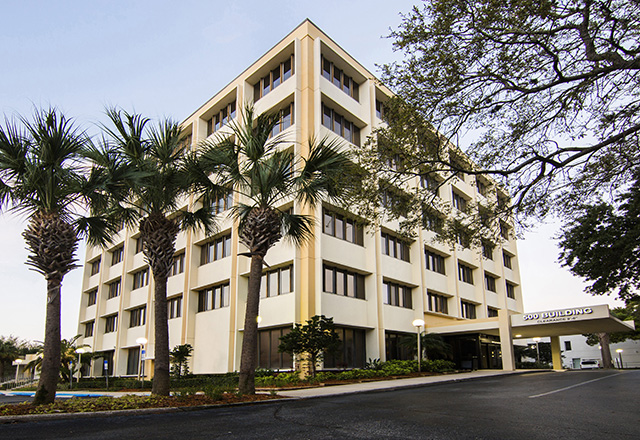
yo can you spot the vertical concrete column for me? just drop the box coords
[298,31,317,323]
[498,310,515,371]
[550,336,563,370]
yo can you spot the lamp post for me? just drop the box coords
[533,337,542,364]
[75,348,86,384]
[14,359,22,385]
[412,319,425,372]
[616,349,624,369]
[136,337,148,386]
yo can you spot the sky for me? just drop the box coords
[0,1,624,343]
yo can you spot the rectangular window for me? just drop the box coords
[260,265,293,298]
[132,268,150,290]
[461,301,477,319]
[168,296,182,319]
[200,233,232,265]
[500,222,510,240]
[427,292,449,314]
[484,273,497,292]
[271,103,295,136]
[565,341,572,351]
[206,101,237,136]
[253,55,295,102]
[506,282,516,299]
[381,232,411,262]
[135,237,144,254]
[456,230,471,248]
[104,314,118,333]
[320,104,361,146]
[420,174,440,197]
[323,265,365,299]
[383,281,413,309]
[257,327,293,370]
[375,99,384,120]
[126,347,140,376]
[86,289,97,306]
[423,210,444,232]
[111,246,123,266]
[129,306,146,328]
[197,282,230,312]
[482,241,494,260]
[503,252,513,269]
[452,190,468,212]
[458,263,474,285]
[170,253,185,277]
[84,320,94,337]
[476,179,489,196]
[488,307,499,318]
[107,279,121,299]
[323,327,366,369]
[90,259,101,276]
[425,249,446,275]
[322,209,364,245]
[321,56,359,101]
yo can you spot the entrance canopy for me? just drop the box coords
[427,304,635,371]
[510,304,635,338]
[428,304,635,339]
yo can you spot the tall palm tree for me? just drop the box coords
[0,108,114,404]
[95,108,217,396]
[195,105,354,394]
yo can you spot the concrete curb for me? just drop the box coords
[0,370,553,423]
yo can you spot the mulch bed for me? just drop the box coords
[0,393,279,417]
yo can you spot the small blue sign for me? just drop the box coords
[103,360,108,370]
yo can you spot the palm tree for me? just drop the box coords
[196,105,354,394]
[95,108,217,396]
[0,108,114,404]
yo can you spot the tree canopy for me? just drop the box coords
[559,169,640,300]
[278,315,341,377]
[365,0,640,227]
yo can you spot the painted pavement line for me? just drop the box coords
[528,372,624,399]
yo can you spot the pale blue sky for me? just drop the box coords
[0,1,621,342]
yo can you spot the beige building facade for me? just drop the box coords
[76,20,525,377]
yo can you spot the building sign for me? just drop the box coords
[522,307,593,323]
[511,306,608,327]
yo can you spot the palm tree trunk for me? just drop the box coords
[238,254,263,394]
[152,273,170,395]
[33,279,61,405]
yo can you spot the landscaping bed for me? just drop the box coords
[0,393,279,416]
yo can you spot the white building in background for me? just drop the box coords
[75,19,525,378]
[561,335,640,369]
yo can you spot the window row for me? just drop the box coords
[200,233,232,265]
[168,296,182,319]
[206,101,237,136]
[322,209,364,245]
[253,55,294,102]
[425,249,446,275]
[383,281,413,309]
[321,55,359,101]
[381,232,410,262]
[90,259,101,276]
[323,265,365,299]
[271,102,294,137]
[212,190,233,215]
[260,265,293,298]
[132,268,149,290]
[321,103,361,146]
[427,291,449,314]
[129,306,146,328]
[197,283,230,312]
